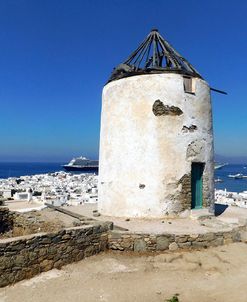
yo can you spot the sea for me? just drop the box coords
[0,162,246,193]
[215,164,247,193]
[0,162,65,179]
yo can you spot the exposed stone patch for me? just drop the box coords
[186,140,204,158]
[182,125,197,133]
[178,174,191,211]
[152,100,183,116]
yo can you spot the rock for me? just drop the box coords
[9,243,25,251]
[40,259,53,272]
[12,271,25,283]
[121,239,132,249]
[179,210,190,218]
[175,235,189,243]
[0,256,13,269]
[200,233,215,242]
[54,260,63,269]
[73,220,81,227]
[169,242,178,251]
[156,236,169,251]
[224,238,233,245]
[84,245,95,257]
[15,255,26,266]
[93,213,101,217]
[28,251,37,261]
[41,237,52,244]
[134,239,147,252]
[110,244,124,251]
[177,242,191,248]
[62,234,71,240]
[110,231,123,240]
[188,234,199,241]
[192,241,208,248]
[240,231,247,242]
[48,246,57,255]
[232,231,241,242]
[210,237,224,247]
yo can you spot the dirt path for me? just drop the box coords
[1,242,247,302]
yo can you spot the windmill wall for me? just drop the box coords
[98,73,214,218]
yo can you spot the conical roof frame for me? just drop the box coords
[108,29,202,83]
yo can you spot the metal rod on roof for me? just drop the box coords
[157,35,177,68]
[152,34,156,66]
[136,37,152,69]
[155,37,161,66]
[145,37,152,67]
[125,35,150,64]
[133,38,149,66]
[210,88,227,95]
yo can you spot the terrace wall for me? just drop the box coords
[108,227,244,252]
[1,209,247,288]
[0,222,111,287]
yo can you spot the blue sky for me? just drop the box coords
[0,0,246,162]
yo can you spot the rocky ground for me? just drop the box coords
[0,208,81,239]
[1,242,247,302]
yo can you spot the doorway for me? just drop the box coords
[191,162,204,209]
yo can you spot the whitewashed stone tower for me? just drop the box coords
[98,29,214,218]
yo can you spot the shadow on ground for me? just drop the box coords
[215,203,228,216]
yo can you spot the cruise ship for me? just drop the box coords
[63,157,98,172]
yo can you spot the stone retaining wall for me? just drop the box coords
[1,213,247,288]
[108,226,244,252]
[0,222,112,287]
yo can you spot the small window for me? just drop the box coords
[183,76,195,94]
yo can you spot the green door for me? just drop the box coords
[191,163,204,209]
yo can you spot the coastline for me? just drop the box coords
[0,162,65,179]
[1,162,247,193]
